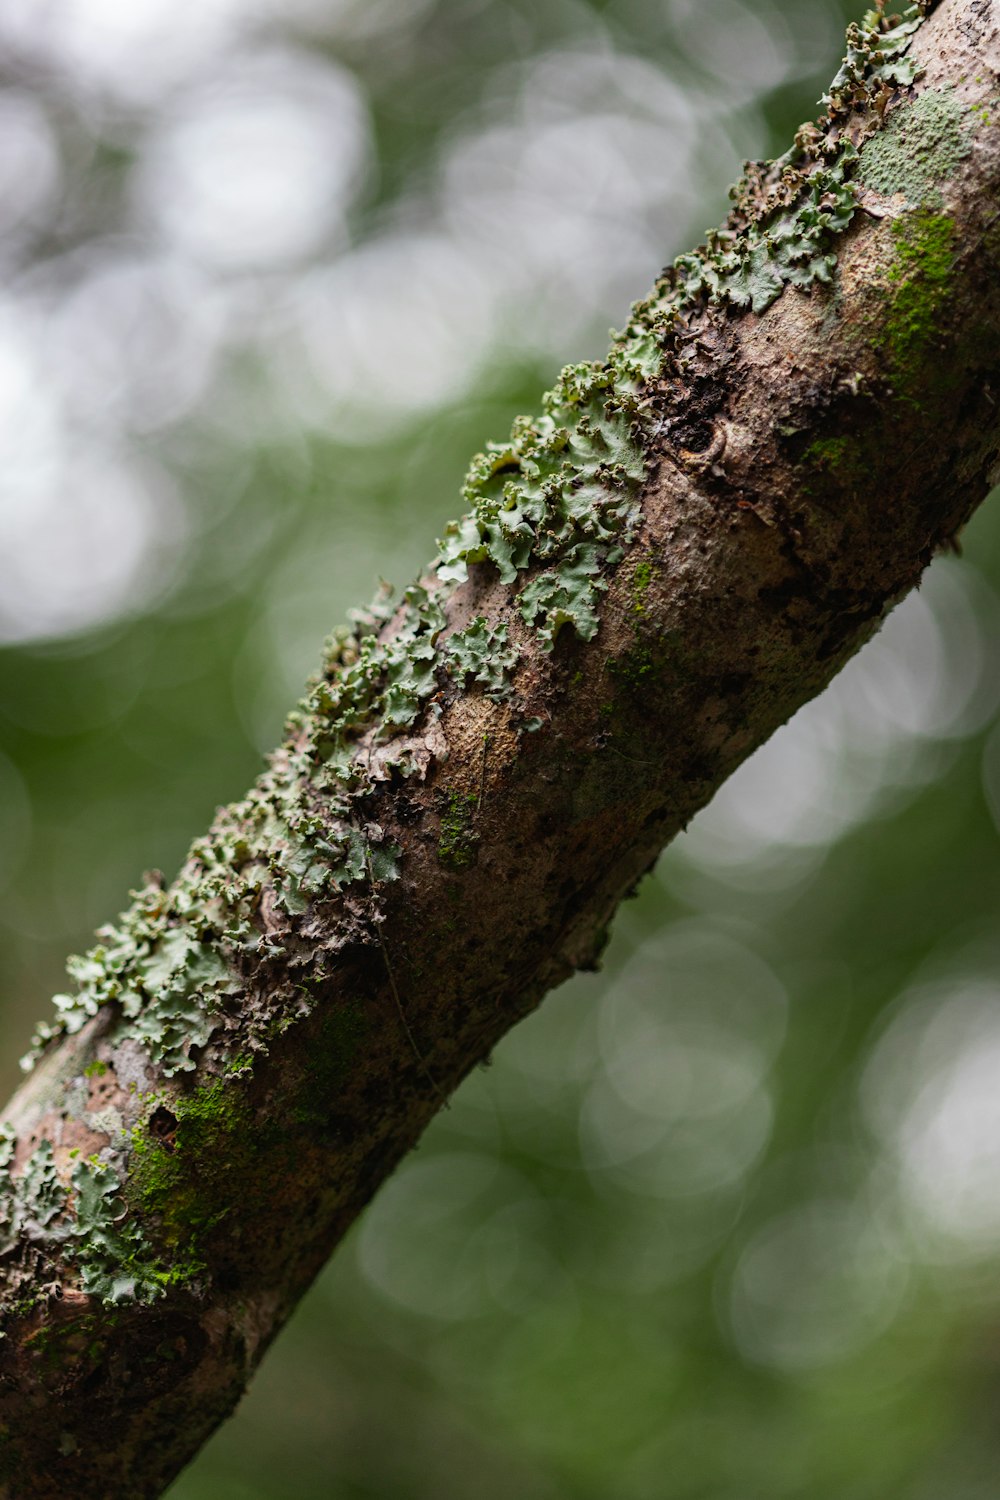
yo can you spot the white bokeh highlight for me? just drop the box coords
[727,1198,906,1370]
[580,923,786,1198]
[863,980,1000,1260]
[135,52,370,271]
[0,93,62,245]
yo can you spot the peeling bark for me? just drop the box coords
[2,2,1000,1494]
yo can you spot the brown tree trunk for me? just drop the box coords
[2,2,999,1494]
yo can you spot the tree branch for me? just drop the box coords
[2,1,999,1494]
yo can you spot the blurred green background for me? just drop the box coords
[2,0,1000,1495]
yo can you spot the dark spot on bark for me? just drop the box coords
[816,596,884,660]
[392,793,423,823]
[148,1107,178,1152]
[675,420,715,452]
[214,1264,241,1295]
[715,672,752,698]
[757,576,811,613]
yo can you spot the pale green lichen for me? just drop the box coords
[12,0,937,1301]
[436,362,647,650]
[69,1156,180,1303]
[672,147,860,315]
[24,0,935,1080]
[859,87,973,205]
[0,1132,63,1255]
[0,1126,173,1309]
[446,618,520,698]
[824,5,927,111]
[519,543,607,647]
[28,879,239,1077]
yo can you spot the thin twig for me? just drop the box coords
[607,745,657,768]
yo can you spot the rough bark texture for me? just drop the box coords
[2,1,1000,1494]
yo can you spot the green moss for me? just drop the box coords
[610,644,657,693]
[803,435,853,470]
[883,210,955,390]
[859,88,973,206]
[631,559,653,617]
[128,1078,256,1263]
[600,557,660,693]
[22,1311,110,1372]
[437,792,479,871]
[800,434,871,491]
[11,5,939,1302]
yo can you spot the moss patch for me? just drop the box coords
[610,644,657,691]
[803,435,851,470]
[127,1078,258,1267]
[292,1003,368,1127]
[883,210,956,391]
[437,792,479,871]
[630,558,653,617]
[10,0,940,1307]
[801,434,870,491]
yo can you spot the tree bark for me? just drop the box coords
[2,1,1000,1493]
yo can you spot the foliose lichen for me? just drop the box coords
[23,3,935,1082]
[0,1126,174,1311]
[436,364,647,648]
[12,0,937,1294]
[672,147,860,315]
[35,883,239,1077]
[446,618,521,699]
[824,4,927,111]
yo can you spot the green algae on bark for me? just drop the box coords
[883,210,957,393]
[5,0,939,1320]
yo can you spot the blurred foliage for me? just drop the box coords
[1,0,1000,1496]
